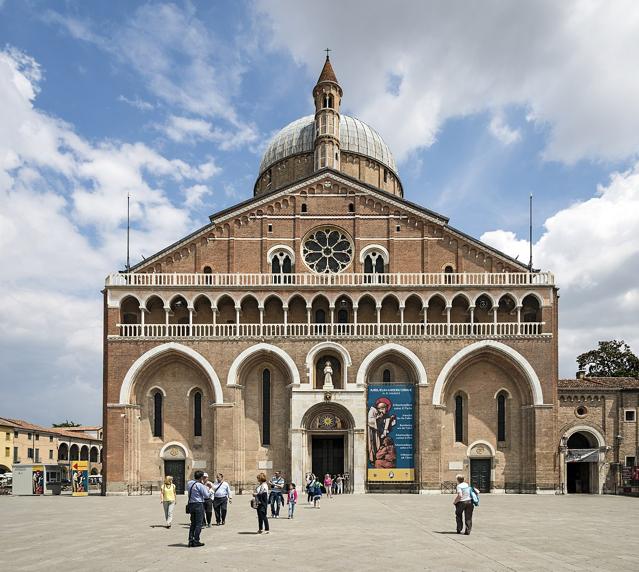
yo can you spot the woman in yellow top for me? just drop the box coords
[160,476,177,528]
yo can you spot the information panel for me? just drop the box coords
[71,461,89,497]
[367,384,414,481]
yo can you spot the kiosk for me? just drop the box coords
[12,464,63,495]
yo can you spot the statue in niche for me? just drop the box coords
[323,360,334,387]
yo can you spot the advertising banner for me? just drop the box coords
[71,461,89,496]
[32,465,44,495]
[367,384,414,481]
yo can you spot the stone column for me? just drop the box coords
[353,428,367,493]
[290,428,305,491]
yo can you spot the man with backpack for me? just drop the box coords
[453,474,479,535]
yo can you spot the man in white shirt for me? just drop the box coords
[269,471,285,518]
[453,474,478,535]
[212,473,232,525]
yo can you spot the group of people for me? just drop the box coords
[160,471,233,548]
[251,471,299,534]
[304,472,346,506]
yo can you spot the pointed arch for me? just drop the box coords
[355,343,427,385]
[305,342,353,385]
[119,342,223,404]
[432,340,544,406]
[226,343,300,386]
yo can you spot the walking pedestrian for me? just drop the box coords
[312,476,322,508]
[453,474,478,535]
[269,471,285,518]
[185,470,209,547]
[203,472,214,528]
[160,475,176,528]
[306,473,314,503]
[287,483,298,519]
[253,472,270,534]
[336,474,344,495]
[212,473,232,525]
[324,473,333,498]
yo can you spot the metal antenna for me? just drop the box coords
[528,193,533,272]
[126,193,131,273]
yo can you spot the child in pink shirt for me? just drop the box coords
[287,483,298,519]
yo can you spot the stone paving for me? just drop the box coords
[1,492,638,571]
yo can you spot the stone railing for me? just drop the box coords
[114,321,547,339]
[105,271,554,288]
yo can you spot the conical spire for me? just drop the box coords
[317,53,338,85]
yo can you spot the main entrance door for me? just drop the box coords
[164,460,186,494]
[567,462,591,493]
[312,435,344,479]
[470,459,491,493]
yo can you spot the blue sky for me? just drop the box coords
[1,0,638,425]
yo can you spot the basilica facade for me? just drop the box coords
[103,57,564,495]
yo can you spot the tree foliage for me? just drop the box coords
[52,420,81,427]
[577,340,639,378]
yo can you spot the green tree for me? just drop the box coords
[577,340,639,377]
[52,420,81,428]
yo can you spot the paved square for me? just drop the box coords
[1,493,638,571]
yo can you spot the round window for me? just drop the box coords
[575,405,588,418]
[303,227,353,273]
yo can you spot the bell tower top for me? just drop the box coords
[313,52,342,171]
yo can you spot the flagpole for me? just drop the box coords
[528,193,533,272]
[126,194,131,273]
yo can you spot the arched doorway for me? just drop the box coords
[301,403,355,493]
[565,430,601,494]
[160,442,188,494]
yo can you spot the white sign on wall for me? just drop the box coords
[193,460,207,469]
[258,461,273,470]
[449,461,464,470]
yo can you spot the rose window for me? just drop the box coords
[303,228,353,273]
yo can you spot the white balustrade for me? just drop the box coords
[115,321,546,339]
[106,271,554,288]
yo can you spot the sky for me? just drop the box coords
[0,0,638,426]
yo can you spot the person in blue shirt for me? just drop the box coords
[185,470,209,547]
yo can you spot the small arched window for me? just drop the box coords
[271,251,293,284]
[383,369,391,383]
[454,394,464,443]
[301,203,307,213]
[153,391,163,438]
[497,392,506,442]
[262,369,271,446]
[364,250,386,283]
[444,265,454,285]
[323,94,334,109]
[203,266,212,274]
[194,391,202,437]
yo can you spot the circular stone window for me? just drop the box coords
[303,227,353,273]
[575,405,588,418]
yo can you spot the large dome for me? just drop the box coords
[258,114,398,177]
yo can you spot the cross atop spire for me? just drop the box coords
[324,48,331,60]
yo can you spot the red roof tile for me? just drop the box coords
[317,56,338,84]
[558,377,639,390]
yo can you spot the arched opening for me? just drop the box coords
[382,369,391,383]
[240,295,259,324]
[380,295,400,324]
[80,445,89,461]
[69,444,79,461]
[335,295,353,334]
[444,264,454,284]
[497,391,507,443]
[474,294,493,323]
[497,294,517,323]
[311,295,330,334]
[216,295,236,325]
[263,296,284,324]
[145,295,165,325]
[315,353,343,389]
[152,391,163,438]
[120,296,141,326]
[193,391,202,437]
[363,250,386,283]
[169,295,189,335]
[566,431,600,494]
[271,250,293,284]
[404,295,423,323]
[357,295,377,323]
[454,393,466,444]
[262,369,271,446]
[89,446,99,463]
[450,294,470,324]
[426,295,447,324]
[521,294,542,322]
[58,442,69,461]
[287,295,307,324]
[193,295,213,326]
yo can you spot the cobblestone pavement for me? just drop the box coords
[1,493,638,571]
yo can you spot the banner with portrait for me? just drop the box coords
[367,384,414,481]
[71,461,89,496]
[32,465,44,495]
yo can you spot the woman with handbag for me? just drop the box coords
[253,472,270,534]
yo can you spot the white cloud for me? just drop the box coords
[482,163,639,374]
[489,114,521,145]
[182,184,211,209]
[0,47,219,424]
[118,94,154,111]
[257,0,639,164]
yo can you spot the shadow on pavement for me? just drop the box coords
[433,531,459,535]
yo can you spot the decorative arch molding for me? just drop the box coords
[466,440,496,458]
[355,343,428,386]
[226,343,300,386]
[432,340,544,406]
[300,401,356,430]
[267,244,296,263]
[520,291,545,307]
[561,424,606,448]
[359,243,389,264]
[147,385,167,397]
[160,441,190,460]
[493,387,512,400]
[119,342,223,405]
[305,341,353,385]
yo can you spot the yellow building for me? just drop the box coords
[0,419,18,473]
